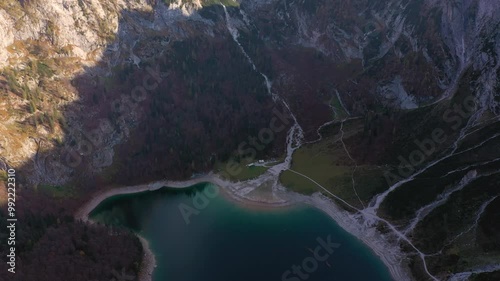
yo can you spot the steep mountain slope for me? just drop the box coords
[0,0,499,280]
[243,0,500,280]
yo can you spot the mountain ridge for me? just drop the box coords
[1,0,500,280]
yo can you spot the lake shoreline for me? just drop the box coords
[291,193,413,281]
[137,235,156,281]
[74,173,412,281]
[74,175,219,281]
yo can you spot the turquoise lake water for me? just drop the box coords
[90,183,393,281]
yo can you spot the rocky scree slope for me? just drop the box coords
[1,0,500,280]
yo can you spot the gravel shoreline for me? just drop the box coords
[291,193,413,281]
[75,174,412,281]
[137,236,156,281]
[74,176,218,281]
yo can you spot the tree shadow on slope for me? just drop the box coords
[0,3,289,280]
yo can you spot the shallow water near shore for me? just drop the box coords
[90,183,393,281]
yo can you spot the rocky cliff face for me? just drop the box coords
[0,0,217,181]
[1,0,499,182]
[1,0,145,67]
[1,0,500,280]
[0,0,140,172]
[244,0,500,110]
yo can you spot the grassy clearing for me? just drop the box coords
[280,119,389,207]
[162,0,239,7]
[280,136,354,197]
[39,184,77,199]
[0,0,25,19]
[469,270,500,281]
[203,0,239,7]
[216,161,268,181]
[279,170,318,195]
[330,94,348,120]
[0,171,7,183]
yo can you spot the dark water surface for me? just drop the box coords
[90,183,393,281]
